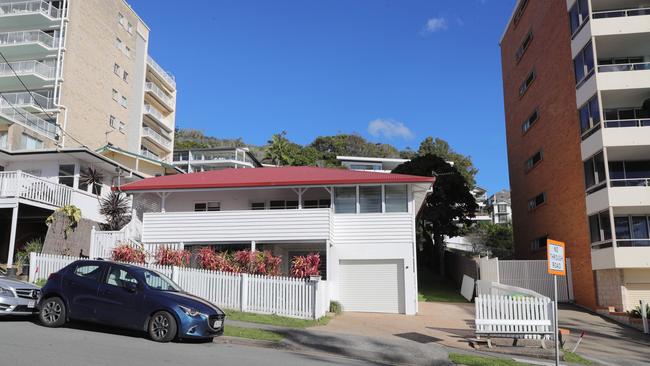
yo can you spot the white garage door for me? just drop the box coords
[338,259,405,314]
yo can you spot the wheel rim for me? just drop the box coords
[42,301,62,324]
[152,314,169,339]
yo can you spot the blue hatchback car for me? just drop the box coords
[38,260,225,342]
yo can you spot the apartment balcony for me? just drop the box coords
[0,30,58,59]
[0,99,57,140]
[142,103,172,132]
[0,1,62,30]
[140,148,162,161]
[145,82,174,112]
[147,55,176,91]
[591,4,650,36]
[0,60,55,90]
[1,91,55,113]
[173,150,256,169]
[592,246,650,270]
[141,126,172,152]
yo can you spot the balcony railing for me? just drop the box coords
[145,82,174,109]
[142,103,171,129]
[0,170,71,207]
[604,119,650,128]
[598,62,650,73]
[610,178,650,187]
[142,127,172,150]
[1,91,55,110]
[147,56,176,89]
[593,7,650,19]
[0,60,55,79]
[0,99,57,139]
[0,30,57,49]
[592,239,650,250]
[0,0,61,19]
[140,149,161,161]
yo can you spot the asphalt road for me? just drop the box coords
[0,317,380,366]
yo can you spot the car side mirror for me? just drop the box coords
[124,281,138,293]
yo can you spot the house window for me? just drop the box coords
[194,202,220,212]
[118,121,125,134]
[497,214,509,223]
[0,131,7,149]
[118,12,124,26]
[531,235,548,250]
[123,71,128,82]
[121,96,127,108]
[303,199,331,209]
[19,134,43,150]
[579,95,600,137]
[573,41,594,86]
[583,151,606,193]
[359,186,381,213]
[497,204,507,213]
[127,22,133,34]
[519,69,536,96]
[251,202,266,210]
[521,109,539,133]
[58,164,75,188]
[115,37,122,50]
[112,89,119,101]
[569,0,589,35]
[513,0,529,25]
[515,31,533,62]
[525,150,543,171]
[385,185,408,213]
[334,187,356,214]
[109,115,116,128]
[588,211,613,245]
[113,63,120,75]
[528,192,546,210]
[125,46,131,57]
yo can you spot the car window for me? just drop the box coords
[73,265,101,281]
[143,270,181,292]
[106,267,138,288]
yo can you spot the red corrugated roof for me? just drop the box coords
[117,166,435,192]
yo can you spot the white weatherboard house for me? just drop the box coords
[119,166,435,315]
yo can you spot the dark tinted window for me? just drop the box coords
[73,264,102,281]
[106,267,138,288]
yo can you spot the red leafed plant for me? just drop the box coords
[155,247,191,267]
[111,243,146,264]
[290,253,320,278]
[196,248,281,275]
[196,248,238,272]
[262,251,282,276]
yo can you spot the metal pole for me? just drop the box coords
[554,274,560,366]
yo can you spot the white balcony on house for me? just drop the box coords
[0,170,71,208]
[0,60,55,90]
[0,99,57,140]
[592,246,650,270]
[142,103,172,132]
[0,30,58,58]
[1,91,55,113]
[145,82,174,112]
[146,55,176,91]
[141,126,172,152]
[0,1,62,30]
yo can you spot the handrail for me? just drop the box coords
[593,6,650,19]
[142,127,172,149]
[140,149,161,161]
[0,29,57,48]
[0,0,61,19]
[598,62,650,73]
[0,99,57,139]
[145,82,174,108]
[143,103,171,130]
[1,91,54,110]
[147,56,176,89]
[0,60,55,79]
[604,119,650,128]
[0,170,71,207]
[610,178,650,187]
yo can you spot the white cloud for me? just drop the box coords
[367,119,414,140]
[423,17,448,33]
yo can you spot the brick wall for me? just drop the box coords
[500,0,597,309]
[595,269,624,311]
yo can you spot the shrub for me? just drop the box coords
[329,301,342,315]
[196,248,281,275]
[111,243,146,264]
[14,238,43,268]
[290,253,320,278]
[155,247,191,267]
[628,304,650,319]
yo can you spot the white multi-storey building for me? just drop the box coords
[486,190,512,225]
[172,148,262,173]
[0,0,177,176]
[569,0,650,310]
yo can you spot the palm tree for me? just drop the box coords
[99,191,131,230]
[79,167,104,195]
[265,131,294,166]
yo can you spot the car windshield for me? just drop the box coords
[143,270,182,292]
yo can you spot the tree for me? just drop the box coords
[100,191,131,230]
[266,131,295,166]
[418,137,478,187]
[392,154,478,274]
[471,222,514,259]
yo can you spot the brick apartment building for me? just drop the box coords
[501,0,650,311]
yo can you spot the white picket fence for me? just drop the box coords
[475,294,554,340]
[29,253,328,319]
[479,257,574,302]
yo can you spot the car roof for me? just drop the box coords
[72,260,147,272]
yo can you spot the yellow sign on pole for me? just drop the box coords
[547,239,566,277]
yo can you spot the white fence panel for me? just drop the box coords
[479,256,499,282]
[90,229,127,259]
[475,294,553,340]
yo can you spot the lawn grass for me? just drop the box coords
[225,309,332,328]
[449,353,535,366]
[418,267,467,303]
[223,325,284,342]
[563,351,592,365]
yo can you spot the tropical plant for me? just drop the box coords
[79,166,104,195]
[265,131,296,166]
[111,243,146,264]
[195,248,281,275]
[14,238,43,269]
[155,247,191,267]
[290,253,321,278]
[45,205,82,239]
[100,191,131,230]
[628,304,650,319]
[329,301,342,315]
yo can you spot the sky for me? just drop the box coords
[128,0,516,193]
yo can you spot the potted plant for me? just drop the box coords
[14,238,43,276]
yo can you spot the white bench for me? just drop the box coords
[472,294,554,349]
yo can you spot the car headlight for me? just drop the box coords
[0,287,14,297]
[179,305,204,317]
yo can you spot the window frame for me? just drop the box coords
[519,69,536,97]
[194,201,221,212]
[513,0,530,25]
[573,41,595,87]
[528,192,546,211]
[515,30,533,62]
[521,108,539,134]
[524,149,543,172]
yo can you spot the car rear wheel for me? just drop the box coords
[39,297,66,328]
[148,311,177,342]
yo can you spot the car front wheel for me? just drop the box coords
[148,311,177,342]
[39,297,66,328]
